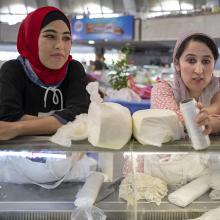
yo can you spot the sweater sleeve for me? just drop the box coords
[0,60,25,121]
[53,60,90,123]
[151,81,184,123]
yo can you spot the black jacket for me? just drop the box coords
[0,59,90,123]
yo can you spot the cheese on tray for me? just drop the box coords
[119,172,168,206]
[88,102,132,149]
[168,174,210,207]
[132,109,184,146]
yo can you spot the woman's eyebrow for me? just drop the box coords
[185,53,212,58]
[42,29,70,35]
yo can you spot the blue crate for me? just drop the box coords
[104,98,151,114]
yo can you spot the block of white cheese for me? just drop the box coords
[88,102,132,149]
[132,109,184,146]
[168,174,210,207]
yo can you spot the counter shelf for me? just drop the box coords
[0,136,220,219]
[1,135,220,152]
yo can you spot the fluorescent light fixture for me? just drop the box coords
[0,4,35,25]
[0,14,26,25]
[0,151,67,159]
[0,6,9,13]
[76,15,84,19]
[85,3,102,14]
[88,40,95,44]
[181,3,193,10]
[10,4,26,14]
[27,6,36,13]
[102,6,113,13]
[89,13,120,18]
[162,0,180,11]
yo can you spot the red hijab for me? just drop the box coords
[17,6,72,85]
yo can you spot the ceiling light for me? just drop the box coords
[88,40,95,44]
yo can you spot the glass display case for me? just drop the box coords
[0,136,220,220]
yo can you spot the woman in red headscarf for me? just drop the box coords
[0,6,90,140]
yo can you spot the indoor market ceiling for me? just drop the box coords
[0,0,216,25]
[0,0,219,49]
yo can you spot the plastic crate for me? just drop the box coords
[105,98,151,114]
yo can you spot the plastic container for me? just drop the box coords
[180,98,210,150]
[104,98,151,114]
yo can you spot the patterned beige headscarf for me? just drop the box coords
[170,32,220,106]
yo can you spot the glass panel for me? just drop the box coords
[0,136,219,219]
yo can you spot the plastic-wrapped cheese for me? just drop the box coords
[132,109,184,146]
[88,102,132,149]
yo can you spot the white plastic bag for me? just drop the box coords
[144,153,209,187]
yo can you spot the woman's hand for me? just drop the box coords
[195,102,212,135]
[0,116,63,141]
[0,121,19,140]
[19,114,39,121]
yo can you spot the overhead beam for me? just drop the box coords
[35,0,47,8]
[46,0,60,9]
[122,0,136,15]
[35,0,60,8]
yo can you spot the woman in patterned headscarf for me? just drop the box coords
[0,6,90,140]
[151,32,220,134]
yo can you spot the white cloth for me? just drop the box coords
[119,172,168,206]
[50,114,88,147]
[74,172,104,207]
[86,82,132,149]
[132,109,184,147]
[88,101,132,149]
[168,174,210,207]
[144,154,209,187]
[188,206,220,220]
[105,87,141,102]
[0,154,96,188]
